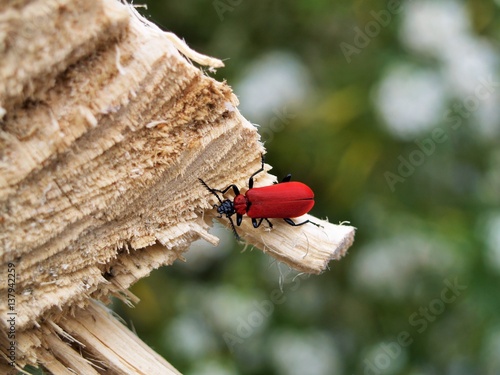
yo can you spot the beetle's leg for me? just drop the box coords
[236,213,243,226]
[281,174,292,183]
[252,218,263,228]
[273,174,292,185]
[283,218,320,227]
[248,154,265,189]
[252,218,273,229]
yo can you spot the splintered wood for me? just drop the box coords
[0,0,354,373]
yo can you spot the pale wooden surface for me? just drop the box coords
[0,0,354,373]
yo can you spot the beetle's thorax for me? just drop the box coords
[233,194,248,216]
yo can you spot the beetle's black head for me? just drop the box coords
[216,199,235,217]
[199,178,242,241]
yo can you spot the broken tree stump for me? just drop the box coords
[0,0,355,373]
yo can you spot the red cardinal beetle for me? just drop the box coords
[199,155,319,240]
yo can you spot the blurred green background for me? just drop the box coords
[114,1,500,374]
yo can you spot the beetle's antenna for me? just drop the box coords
[227,216,242,242]
[198,178,223,204]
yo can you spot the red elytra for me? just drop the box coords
[234,181,314,218]
[199,156,319,240]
